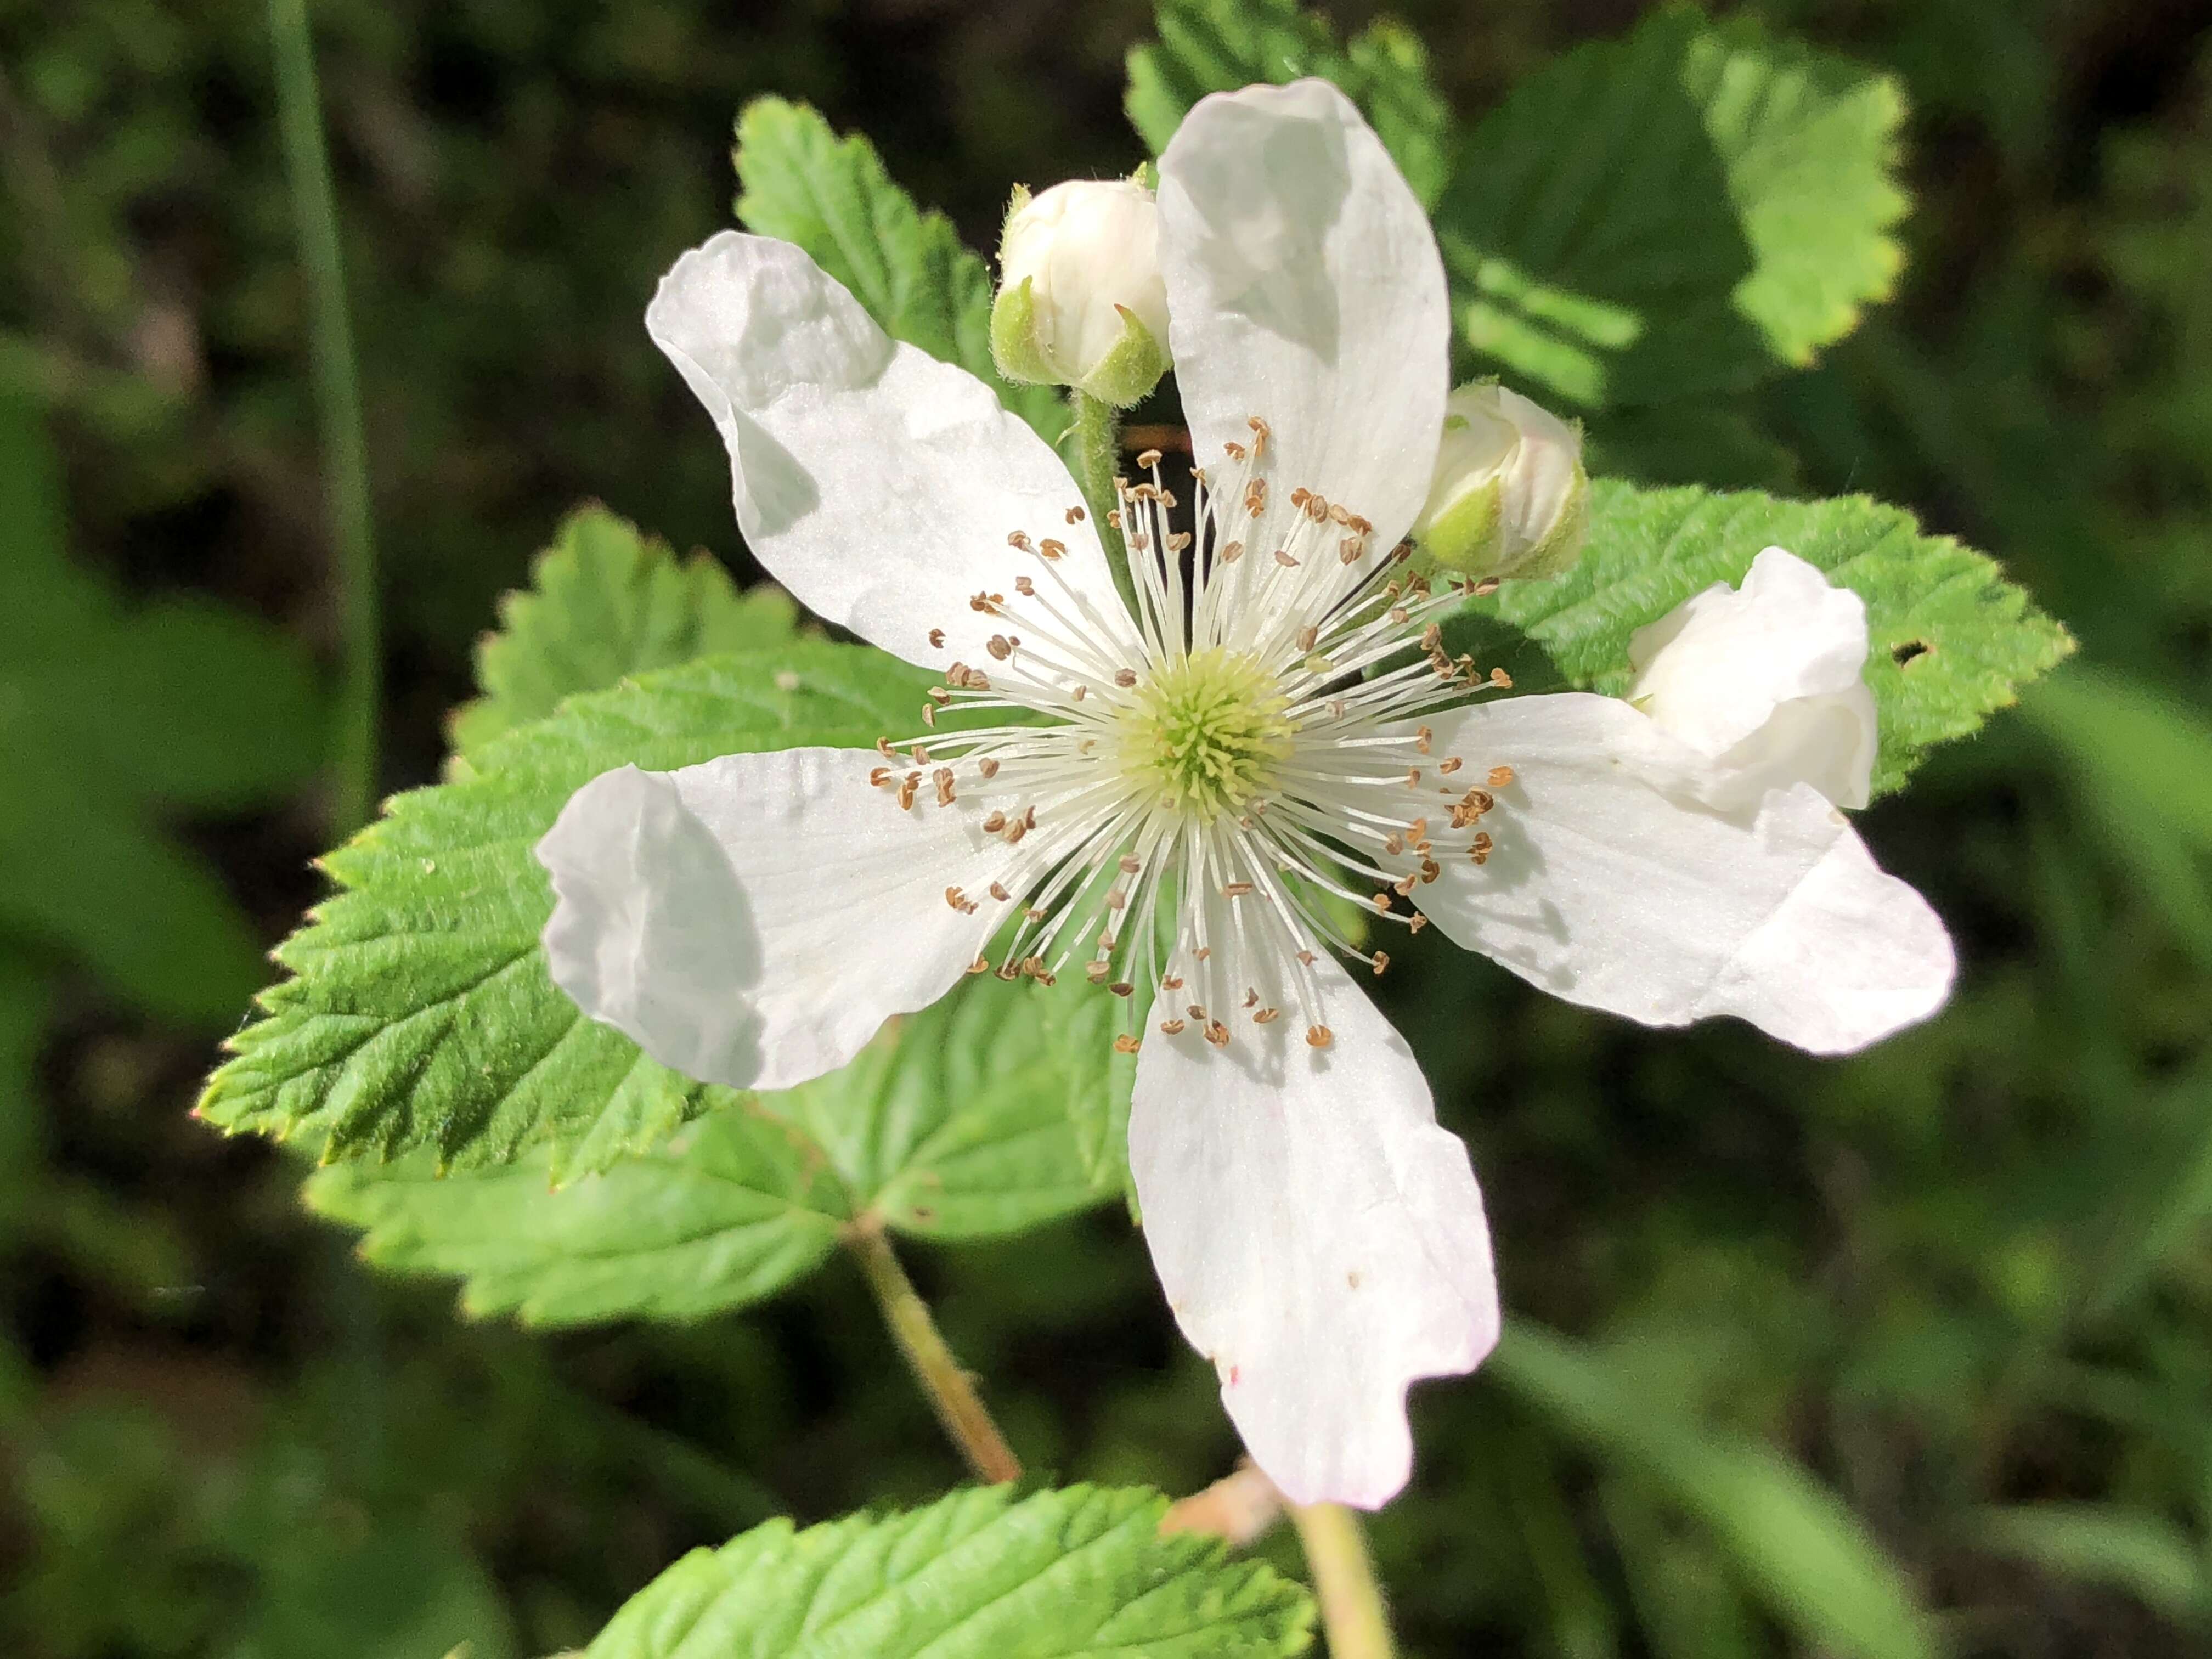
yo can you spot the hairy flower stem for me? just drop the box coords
[1065,388,1138,616]
[269,0,380,833]
[1290,1502,1398,1659]
[845,1216,1023,1485]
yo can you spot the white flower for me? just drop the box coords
[992,177,1171,406]
[1412,383,1588,580]
[539,81,1955,1510]
[1627,546,1879,809]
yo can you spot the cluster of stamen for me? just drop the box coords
[872,417,1520,1053]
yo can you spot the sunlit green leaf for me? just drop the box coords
[450,506,797,757]
[584,1485,1312,1658]
[1458,480,2073,795]
[1441,5,1907,407]
[1977,1504,2208,1624]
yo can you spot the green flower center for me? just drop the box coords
[1117,647,1294,819]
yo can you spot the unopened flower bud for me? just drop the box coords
[1411,383,1588,582]
[992,178,1170,408]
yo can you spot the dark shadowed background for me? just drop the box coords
[4,1,2211,1654]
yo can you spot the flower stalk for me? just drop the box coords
[1065,388,1137,614]
[844,1215,1023,1485]
[268,0,380,833]
[1290,1501,1398,1659]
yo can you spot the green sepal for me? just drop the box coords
[1417,477,1504,577]
[1514,461,1593,581]
[1077,305,1169,409]
[988,274,1054,387]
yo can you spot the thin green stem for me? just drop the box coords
[269,0,379,834]
[1289,1502,1398,1659]
[1065,389,1137,614]
[845,1217,1023,1485]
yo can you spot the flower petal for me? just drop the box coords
[1415,693,1954,1055]
[1156,80,1450,551]
[1130,953,1499,1509]
[646,231,1139,669]
[1628,547,1877,806]
[537,749,1001,1090]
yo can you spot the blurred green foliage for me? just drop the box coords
[3,1,2211,1656]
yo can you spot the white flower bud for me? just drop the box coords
[1411,383,1588,582]
[992,178,1171,408]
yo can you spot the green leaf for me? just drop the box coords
[1440,5,1907,408]
[1976,1504,2208,1624]
[584,1485,1313,1658]
[733,97,1063,443]
[304,958,1132,1324]
[0,391,324,1023]
[1493,1323,1936,1659]
[198,642,933,1176]
[450,506,798,757]
[1459,480,2074,796]
[1126,0,1455,210]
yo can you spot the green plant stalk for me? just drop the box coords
[269,0,380,834]
[1065,390,1138,614]
[1290,1502,1398,1659]
[845,1217,1023,1485]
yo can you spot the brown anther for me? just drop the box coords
[1388,606,1410,625]
[1340,537,1364,565]
[1109,981,1135,998]
[928,627,946,649]
[989,881,1011,902]
[1162,975,1184,990]
[1419,857,1441,884]
[1470,832,1494,865]
[1245,479,1267,516]
[1273,548,1300,568]
[1246,415,1270,454]
[1038,538,1066,561]
[921,703,937,727]
[1350,514,1373,535]
[947,661,970,685]
[1383,832,1404,856]
[978,757,1001,778]
[934,770,956,806]
[967,954,990,975]
[1303,493,1330,523]
[1224,439,1247,461]
[1195,946,1211,960]
[1107,509,1124,529]
[982,811,1007,833]
[1474,577,1501,596]
[1372,892,1394,913]
[1393,541,1415,563]
[1415,726,1433,754]
[1023,805,1038,830]
[1221,882,1254,898]
[1136,447,1164,469]
[1438,756,1463,775]
[1420,622,1443,652]
[1329,503,1353,526]
[1408,573,1433,597]
[1107,889,1128,910]
[1013,576,1036,599]
[1406,768,1423,786]
[897,778,919,811]
[1119,855,1141,874]
[1097,932,1117,952]
[1022,956,1048,978]
[1188,1003,1207,1020]
[1159,1018,1187,1036]
[1295,625,1319,652]
[1086,961,1112,985]
[1371,951,1391,976]
[1130,482,1159,504]
[1489,668,1513,689]
[1114,1034,1143,1054]
[1408,913,1428,935]
[1306,1025,1334,1049]
[945,885,978,914]
[996,960,1022,980]
[1072,685,1088,701]
[1253,1007,1280,1024]
[1290,487,1310,510]
[1007,531,1033,550]
[968,672,992,691]
[927,686,951,705]
[1025,907,1047,921]
[987,635,1013,661]
[1204,1019,1232,1047]
[1221,540,1245,563]
[1297,950,1317,965]
[1004,820,1028,844]
[1066,505,1086,523]
[1393,874,1417,898]
[1488,765,1516,788]
[911,744,932,764]
[870,766,894,788]
[1242,989,1259,1008]
[877,736,898,759]
[1113,669,1138,688]
[1167,531,1193,552]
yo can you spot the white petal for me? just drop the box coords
[1156,80,1449,551]
[537,749,1002,1090]
[1627,546,1877,807]
[1130,954,1499,1509]
[646,232,1140,669]
[1414,694,1954,1055]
